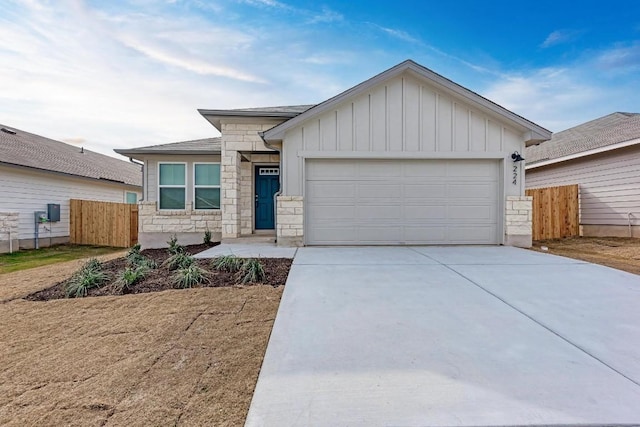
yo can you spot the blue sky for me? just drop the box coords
[1,0,639,158]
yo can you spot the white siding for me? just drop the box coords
[526,145,640,225]
[143,154,221,203]
[281,71,526,196]
[0,165,141,241]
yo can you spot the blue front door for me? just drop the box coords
[255,166,280,229]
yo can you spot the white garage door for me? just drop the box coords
[305,159,501,245]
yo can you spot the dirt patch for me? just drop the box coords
[0,285,283,426]
[25,244,292,301]
[531,237,640,275]
[0,250,127,303]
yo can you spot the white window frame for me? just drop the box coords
[193,162,221,211]
[158,162,187,210]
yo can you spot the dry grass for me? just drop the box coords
[531,237,640,275]
[0,250,126,303]
[0,257,283,426]
[0,288,282,426]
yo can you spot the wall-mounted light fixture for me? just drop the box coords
[511,151,525,162]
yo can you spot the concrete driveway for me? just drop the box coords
[246,246,640,426]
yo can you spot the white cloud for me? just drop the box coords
[541,29,583,48]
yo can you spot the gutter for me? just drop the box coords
[259,132,282,244]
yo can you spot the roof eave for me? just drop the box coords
[0,160,142,189]
[526,137,640,170]
[198,109,301,132]
[114,149,221,157]
[263,59,552,142]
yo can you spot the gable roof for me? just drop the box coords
[115,137,221,156]
[0,125,141,187]
[526,112,640,169]
[198,105,314,131]
[262,59,551,145]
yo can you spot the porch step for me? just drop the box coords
[222,234,276,244]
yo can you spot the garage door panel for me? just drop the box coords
[448,183,497,199]
[448,226,497,243]
[404,184,447,198]
[404,205,447,219]
[356,206,402,220]
[447,160,497,177]
[305,159,501,245]
[306,182,355,198]
[448,205,495,220]
[357,183,402,199]
[307,205,356,220]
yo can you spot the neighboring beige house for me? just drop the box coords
[0,125,142,252]
[526,112,640,238]
[116,60,551,249]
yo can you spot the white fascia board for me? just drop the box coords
[526,137,640,170]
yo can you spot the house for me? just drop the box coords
[526,112,640,238]
[116,60,551,249]
[0,125,142,252]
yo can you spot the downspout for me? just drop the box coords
[629,212,634,238]
[259,132,282,244]
[128,158,144,201]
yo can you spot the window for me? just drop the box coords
[158,163,186,209]
[126,192,137,204]
[194,163,220,209]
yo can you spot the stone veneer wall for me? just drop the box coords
[504,195,533,248]
[138,202,221,248]
[276,196,303,247]
[0,212,19,253]
[221,121,283,238]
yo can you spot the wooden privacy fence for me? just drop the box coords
[70,199,138,247]
[526,184,579,241]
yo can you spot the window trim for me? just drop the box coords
[193,162,221,211]
[158,162,187,210]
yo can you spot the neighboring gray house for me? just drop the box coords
[0,125,142,252]
[526,112,640,237]
[116,60,551,249]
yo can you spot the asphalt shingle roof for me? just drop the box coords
[0,125,142,187]
[526,112,640,165]
[115,137,221,155]
[228,105,315,114]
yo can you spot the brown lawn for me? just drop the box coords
[531,236,640,275]
[0,254,283,426]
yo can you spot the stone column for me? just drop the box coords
[221,150,241,239]
[504,195,533,248]
[276,196,304,247]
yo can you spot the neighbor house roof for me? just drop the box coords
[198,105,314,131]
[526,112,640,169]
[0,125,141,187]
[115,137,221,156]
[262,60,551,145]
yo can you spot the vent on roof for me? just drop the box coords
[1,127,16,135]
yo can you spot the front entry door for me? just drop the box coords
[255,166,280,229]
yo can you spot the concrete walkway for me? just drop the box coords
[246,246,640,426]
[194,242,297,259]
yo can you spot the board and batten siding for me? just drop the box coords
[526,145,640,225]
[280,72,526,197]
[143,154,222,204]
[0,165,141,241]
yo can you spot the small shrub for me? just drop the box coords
[211,255,243,273]
[138,257,158,270]
[239,258,265,284]
[173,264,209,288]
[167,234,185,255]
[126,244,145,266]
[163,252,194,271]
[204,229,212,245]
[65,258,109,298]
[115,265,149,292]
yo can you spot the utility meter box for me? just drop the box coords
[47,204,60,222]
[35,211,48,223]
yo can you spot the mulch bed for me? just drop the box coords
[25,243,292,301]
